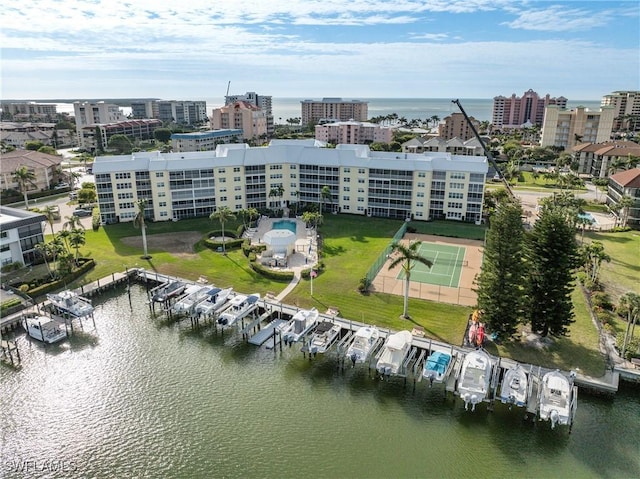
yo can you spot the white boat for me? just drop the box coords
[345,326,380,365]
[279,307,319,344]
[172,285,213,315]
[422,350,454,386]
[457,348,494,411]
[152,280,186,303]
[25,315,67,344]
[217,293,260,326]
[194,287,233,316]
[307,321,341,355]
[376,330,413,376]
[499,364,529,408]
[539,370,577,429]
[47,290,94,318]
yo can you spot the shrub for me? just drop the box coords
[616,335,640,360]
[591,291,614,311]
[1,262,23,273]
[249,262,293,281]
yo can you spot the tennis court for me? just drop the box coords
[395,242,467,288]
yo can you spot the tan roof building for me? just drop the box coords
[607,168,640,227]
[0,149,64,193]
[211,101,268,141]
[572,140,640,178]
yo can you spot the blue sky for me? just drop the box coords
[1,0,638,101]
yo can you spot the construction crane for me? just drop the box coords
[452,99,514,198]
[225,81,231,103]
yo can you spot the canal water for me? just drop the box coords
[1,285,639,479]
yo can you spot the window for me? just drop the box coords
[450,172,466,179]
[218,168,226,174]
[158,201,167,207]
[343,186,350,192]
[155,172,164,178]
[156,182,165,188]
[235,195,242,200]
[160,211,168,217]
[219,178,226,183]
[449,182,465,189]
[234,186,242,191]
[219,196,227,201]
[234,176,241,182]
[417,192,425,198]
[343,167,350,173]
[448,192,463,199]
[358,168,365,174]
[418,172,426,178]
[358,197,364,202]
[343,195,350,201]
[115,172,131,179]
[233,167,241,172]
[158,192,166,197]
[116,183,132,190]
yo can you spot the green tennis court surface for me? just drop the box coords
[396,242,466,287]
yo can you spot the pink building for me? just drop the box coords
[315,121,392,144]
[211,101,267,141]
[492,89,567,129]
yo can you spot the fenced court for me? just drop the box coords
[371,233,484,307]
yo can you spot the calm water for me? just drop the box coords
[1,284,639,479]
[52,98,602,124]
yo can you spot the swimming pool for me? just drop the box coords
[272,219,297,234]
[578,212,598,225]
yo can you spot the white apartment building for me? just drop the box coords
[92,140,488,226]
[210,101,268,141]
[300,98,368,126]
[73,101,127,150]
[1,102,58,121]
[0,206,46,267]
[130,100,208,125]
[314,121,393,144]
[540,105,615,150]
[601,91,640,131]
[171,129,244,152]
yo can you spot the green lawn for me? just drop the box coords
[24,213,637,377]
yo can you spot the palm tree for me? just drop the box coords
[618,292,640,359]
[63,214,84,231]
[34,242,55,279]
[247,207,259,228]
[68,228,86,265]
[387,241,433,319]
[209,206,236,255]
[133,199,150,259]
[12,166,36,209]
[616,195,635,228]
[319,185,332,213]
[42,205,59,235]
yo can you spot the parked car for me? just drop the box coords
[69,192,78,200]
[54,182,69,190]
[72,208,92,217]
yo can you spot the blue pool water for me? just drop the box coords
[578,212,598,224]
[273,219,297,233]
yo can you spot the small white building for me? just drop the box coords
[0,206,46,268]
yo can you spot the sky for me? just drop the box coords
[1,0,639,101]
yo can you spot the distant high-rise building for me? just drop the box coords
[73,101,127,149]
[130,100,207,125]
[438,112,480,141]
[1,102,57,121]
[300,98,368,126]
[211,101,268,141]
[601,91,640,131]
[540,105,615,150]
[492,89,567,129]
[314,121,393,145]
[225,92,273,135]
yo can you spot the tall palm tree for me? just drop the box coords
[247,207,259,228]
[616,195,635,228]
[209,206,236,255]
[387,241,433,319]
[618,292,640,359]
[63,214,84,231]
[12,166,36,209]
[42,205,59,236]
[319,185,332,213]
[68,228,86,265]
[133,199,150,258]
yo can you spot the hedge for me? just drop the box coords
[24,258,96,298]
[249,262,294,282]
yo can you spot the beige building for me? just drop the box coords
[0,149,65,193]
[1,102,58,122]
[314,121,393,144]
[211,101,268,141]
[601,91,640,131]
[73,101,127,149]
[92,140,488,225]
[300,98,368,126]
[438,113,480,141]
[572,141,640,178]
[492,90,567,129]
[540,105,615,150]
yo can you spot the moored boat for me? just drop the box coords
[152,280,186,303]
[47,290,94,318]
[195,287,233,316]
[217,293,260,326]
[422,350,454,386]
[499,363,529,408]
[376,330,413,376]
[172,285,214,315]
[307,321,341,355]
[279,307,319,344]
[345,326,380,365]
[456,348,494,411]
[24,315,67,344]
[538,370,577,429]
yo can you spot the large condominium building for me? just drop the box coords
[211,101,268,141]
[130,100,208,125]
[438,113,480,141]
[93,140,487,226]
[607,168,640,227]
[601,91,640,131]
[73,101,127,149]
[492,90,567,129]
[0,206,46,267]
[77,119,163,153]
[540,105,615,150]
[225,92,274,135]
[1,102,58,121]
[572,141,640,178]
[314,121,393,145]
[171,129,244,152]
[300,98,368,126]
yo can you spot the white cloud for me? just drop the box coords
[503,5,614,32]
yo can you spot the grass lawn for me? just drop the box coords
[20,212,635,377]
